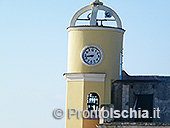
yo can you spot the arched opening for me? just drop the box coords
[87,92,99,111]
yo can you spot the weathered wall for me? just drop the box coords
[98,122,170,128]
[111,71,170,122]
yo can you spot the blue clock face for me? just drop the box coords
[81,45,103,66]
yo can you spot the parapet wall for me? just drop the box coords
[98,122,170,128]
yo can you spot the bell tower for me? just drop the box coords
[64,0,125,128]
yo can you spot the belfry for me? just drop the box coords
[64,0,125,128]
[64,0,170,128]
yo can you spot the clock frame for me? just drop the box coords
[80,45,104,67]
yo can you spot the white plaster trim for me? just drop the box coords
[70,5,122,28]
[64,73,106,82]
[90,5,99,25]
[67,27,125,33]
[70,5,92,27]
[98,5,122,28]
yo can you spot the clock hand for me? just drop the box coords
[87,55,94,57]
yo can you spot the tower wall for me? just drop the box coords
[67,26,125,103]
[65,3,125,128]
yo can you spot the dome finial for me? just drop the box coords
[91,0,103,5]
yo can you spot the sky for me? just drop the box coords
[0,0,170,128]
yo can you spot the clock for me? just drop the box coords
[80,45,103,66]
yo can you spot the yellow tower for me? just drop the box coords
[64,0,125,128]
